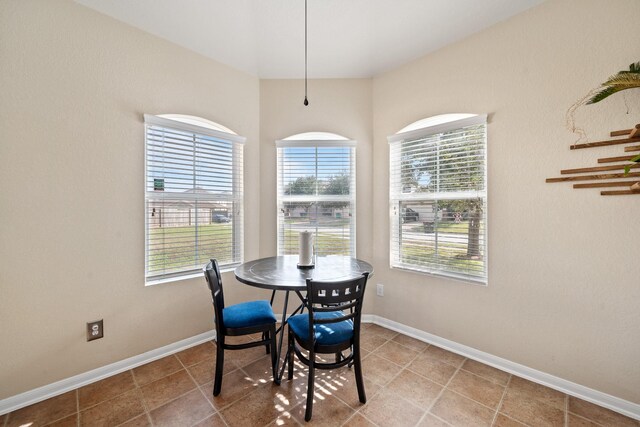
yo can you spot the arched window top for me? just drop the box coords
[283,131,349,141]
[277,131,355,148]
[158,114,237,135]
[389,113,486,144]
[397,114,478,134]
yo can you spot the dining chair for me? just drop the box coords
[287,272,370,421]
[203,259,278,396]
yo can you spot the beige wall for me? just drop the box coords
[1,0,638,407]
[258,79,374,309]
[0,0,261,398]
[372,0,640,403]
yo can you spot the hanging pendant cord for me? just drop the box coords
[303,0,309,106]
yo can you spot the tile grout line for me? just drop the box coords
[219,377,282,426]
[12,389,81,427]
[404,348,472,384]
[496,412,532,427]
[76,365,179,416]
[188,413,222,427]
[281,360,349,424]
[403,353,518,419]
[289,330,402,425]
[565,397,610,427]
[313,365,380,417]
[354,341,433,425]
[341,410,381,427]
[35,394,80,427]
[489,373,512,426]
[568,412,607,427]
[428,413,455,426]
[346,332,409,412]
[278,399,302,427]
[4,403,13,426]
[129,368,154,427]
[356,386,426,425]
[413,354,467,426]
[457,366,510,387]
[10,326,637,427]
[212,361,278,420]
[141,385,217,426]
[174,352,232,427]
[368,338,425,367]
[446,388,510,414]
[76,389,80,427]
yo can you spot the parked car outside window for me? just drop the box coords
[212,214,231,223]
[401,207,419,223]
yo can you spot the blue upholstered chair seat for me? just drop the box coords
[223,300,277,329]
[288,311,354,346]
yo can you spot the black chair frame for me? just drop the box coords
[204,259,277,396]
[287,272,369,421]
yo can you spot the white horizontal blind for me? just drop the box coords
[145,115,243,282]
[277,141,356,257]
[389,116,487,283]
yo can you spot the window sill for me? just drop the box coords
[145,265,236,287]
[390,264,487,286]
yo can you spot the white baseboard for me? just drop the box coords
[0,330,215,415]
[369,315,640,421]
[2,316,638,421]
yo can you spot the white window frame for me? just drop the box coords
[388,114,488,284]
[276,134,357,257]
[144,114,245,284]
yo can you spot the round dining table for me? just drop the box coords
[235,255,373,290]
[234,255,373,383]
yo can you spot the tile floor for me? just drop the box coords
[2,324,638,427]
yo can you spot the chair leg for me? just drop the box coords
[263,331,270,354]
[348,345,354,367]
[353,347,366,404]
[287,328,294,380]
[305,350,315,422]
[213,339,225,397]
[270,327,279,385]
[335,351,342,363]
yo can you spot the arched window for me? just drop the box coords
[158,114,238,134]
[276,132,357,257]
[388,114,487,284]
[144,114,245,283]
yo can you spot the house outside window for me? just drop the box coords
[276,132,356,257]
[388,114,487,284]
[144,114,244,284]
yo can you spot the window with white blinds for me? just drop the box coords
[276,134,356,257]
[144,114,244,283]
[388,114,487,284]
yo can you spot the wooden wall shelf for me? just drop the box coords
[546,124,640,196]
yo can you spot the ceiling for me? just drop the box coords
[76,0,545,79]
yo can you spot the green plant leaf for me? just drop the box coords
[588,86,621,104]
[587,61,640,104]
[602,73,640,87]
[624,155,640,175]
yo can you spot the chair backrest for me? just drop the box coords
[203,259,225,334]
[305,272,370,343]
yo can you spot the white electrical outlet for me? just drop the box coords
[376,283,384,297]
